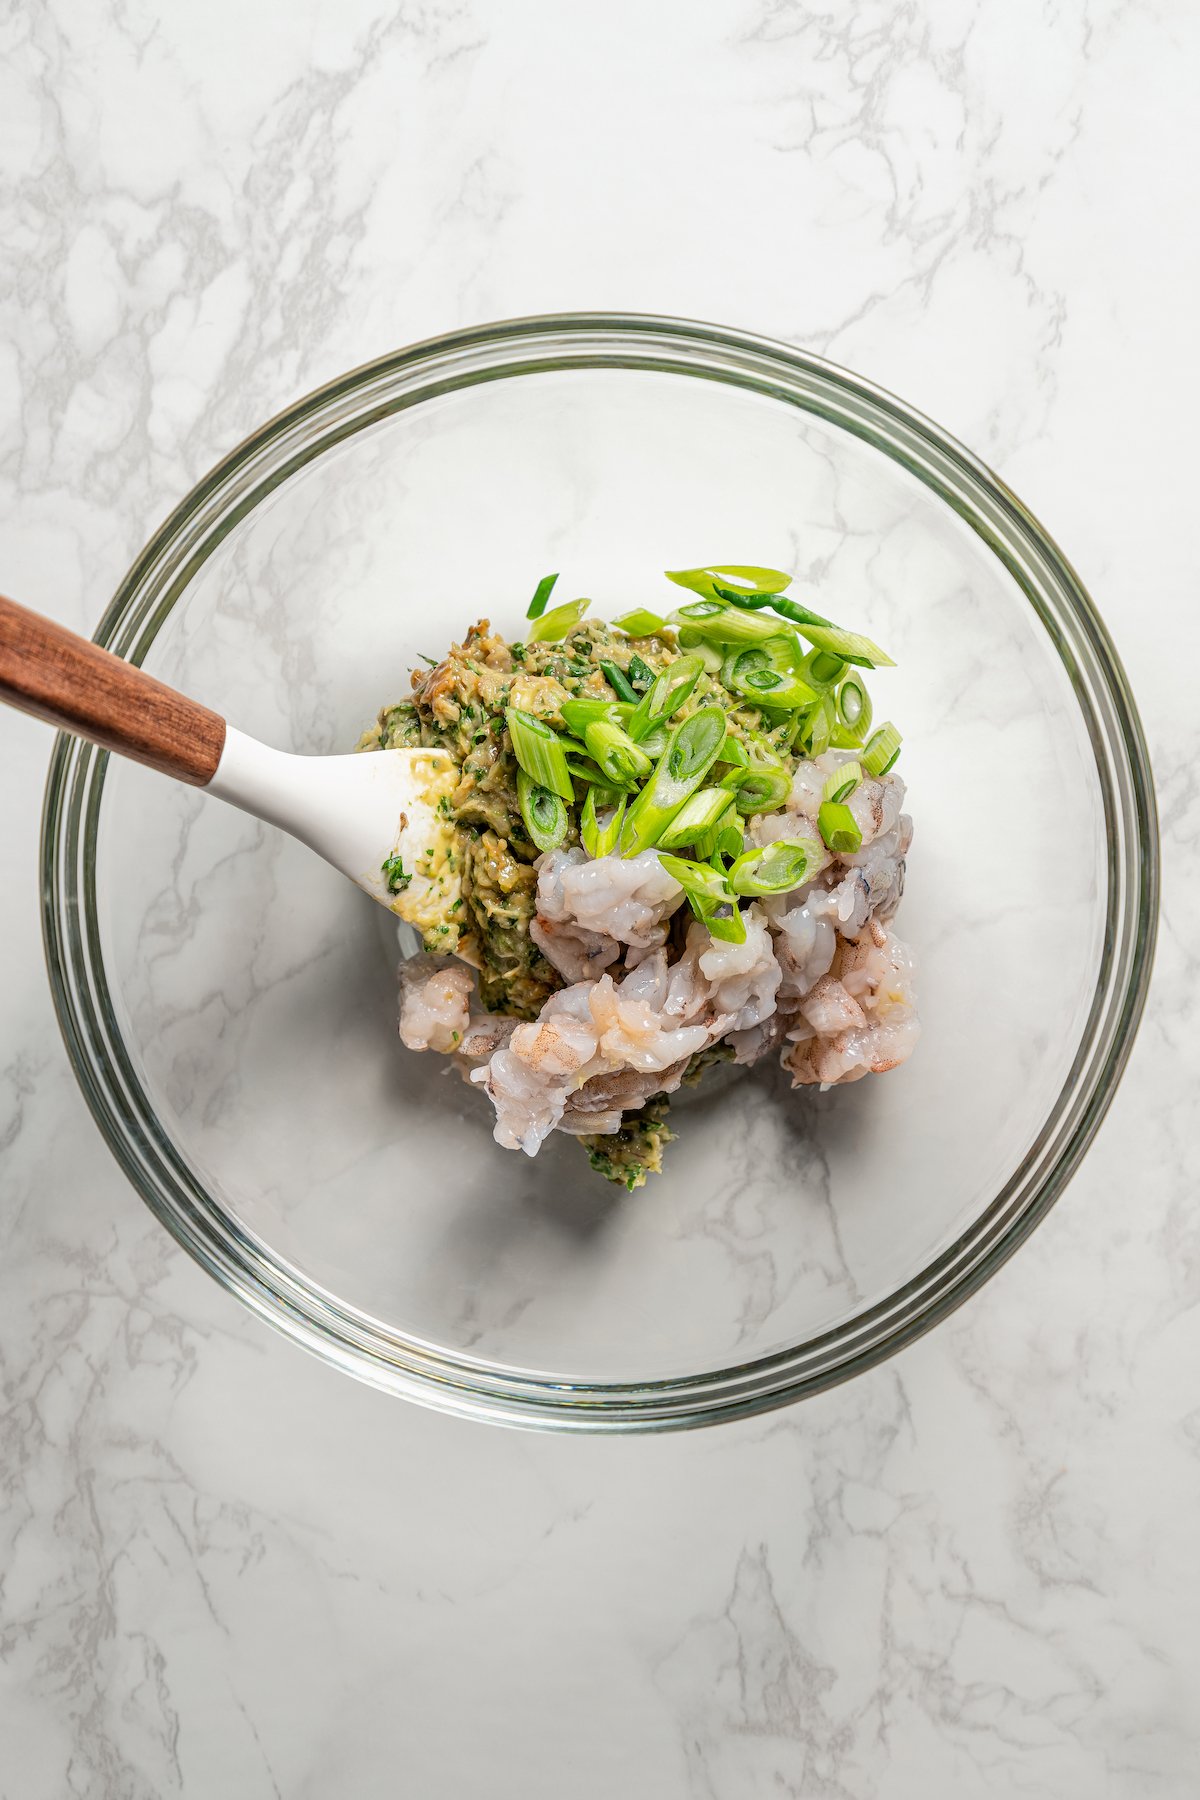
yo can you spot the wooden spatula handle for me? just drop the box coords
[0,594,226,785]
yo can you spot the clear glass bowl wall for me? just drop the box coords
[42,317,1158,1430]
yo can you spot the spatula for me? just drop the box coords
[0,594,453,916]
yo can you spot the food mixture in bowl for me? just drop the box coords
[361,564,917,1189]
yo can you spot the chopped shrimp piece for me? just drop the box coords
[472,1048,570,1154]
[694,905,781,1030]
[399,960,474,1053]
[587,974,713,1073]
[530,849,620,981]
[783,927,919,1087]
[797,974,866,1036]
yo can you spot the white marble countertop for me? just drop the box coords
[2,4,1197,1794]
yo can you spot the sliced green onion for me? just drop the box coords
[710,583,773,610]
[695,809,743,861]
[718,731,749,767]
[862,721,902,776]
[756,704,794,731]
[729,838,818,897]
[656,852,727,902]
[613,608,666,638]
[758,593,832,630]
[667,574,889,666]
[637,722,668,759]
[721,764,792,815]
[671,600,784,647]
[600,659,638,703]
[517,769,568,852]
[721,639,816,711]
[626,654,704,741]
[694,897,748,943]
[506,706,574,799]
[778,709,808,752]
[526,572,559,620]
[657,853,747,944]
[818,800,863,855]
[560,698,629,736]
[664,565,792,601]
[736,664,815,709]
[720,644,765,687]
[581,787,628,858]
[717,583,889,664]
[705,820,741,867]
[626,653,655,692]
[708,590,888,667]
[567,754,633,790]
[862,726,902,777]
[823,760,862,805]
[694,642,724,673]
[808,650,847,685]
[657,787,734,851]
[805,696,833,757]
[742,668,794,700]
[799,622,893,669]
[527,596,590,643]
[710,585,848,647]
[584,718,654,787]
[835,673,873,743]
[664,707,729,784]
[620,705,727,856]
[680,586,830,631]
[746,728,787,766]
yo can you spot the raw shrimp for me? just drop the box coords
[767,897,839,999]
[727,1012,791,1066]
[558,1057,693,1135]
[471,962,710,1156]
[399,960,474,1053]
[529,848,622,982]
[467,985,599,1154]
[587,973,713,1073]
[532,847,683,974]
[796,973,866,1036]
[782,926,919,1087]
[473,1045,571,1154]
[454,1012,517,1063]
[756,756,912,947]
[692,907,781,1030]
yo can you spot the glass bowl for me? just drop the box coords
[41,315,1158,1431]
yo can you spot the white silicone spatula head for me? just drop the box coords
[0,594,449,916]
[208,728,456,911]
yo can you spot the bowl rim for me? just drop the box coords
[41,311,1160,1431]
